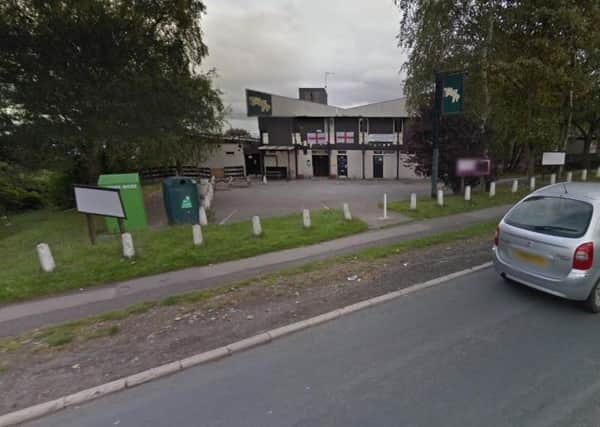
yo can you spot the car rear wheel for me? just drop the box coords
[584,282,600,313]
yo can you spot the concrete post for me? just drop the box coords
[263,175,267,184]
[489,182,496,198]
[210,176,216,185]
[567,171,573,182]
[302,209,311,228]
[550,174,556,185]
[36,243,55,273]
[199,206,208,226]
[410,193,417,210]
[512,179,518,193]
[464,185,471,201]
[252,216,262,236]
[437,189,444,207]
[383,193,388,219]
[121,233,135,259]
[582,169,588,181]
[530,177,536,191]
[343,203,352,221]
[192,224,203,246]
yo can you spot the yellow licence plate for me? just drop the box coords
[514,249,547,267]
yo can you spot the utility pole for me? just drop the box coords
[431,73,443,198]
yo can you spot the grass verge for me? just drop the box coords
[388,184,528,219]
[0,209,367,303]
[0,219,497,352]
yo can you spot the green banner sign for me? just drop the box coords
[246,89,272,116]
[441,73,464,115]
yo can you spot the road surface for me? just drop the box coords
[25,267,600,427]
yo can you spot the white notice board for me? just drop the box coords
[542,152,566,166]
[74,185,126,218]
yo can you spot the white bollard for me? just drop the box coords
[252,216,262,236]
[550,173,556,185]
[464,185,471,201]
[199,206,208,226]
[512,179,519,193]
[192,224,203,246]
[567,171,573,182]
[203,197,211,210]
[437,189,444,207]
[263,175,267,184]
[383,193,388,219]
[489,182,496,198]
[36,243,55,273]
[302,209,311,228]
[121,233,135,259]
[596,166,600,178]
[343,203,352,221]
[410,193,417,210]
[582,169,588,181]
[530,177,536,191]
[210,176,216,185]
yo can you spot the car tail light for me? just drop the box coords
[494,225,500,246]
[573,242,594,270]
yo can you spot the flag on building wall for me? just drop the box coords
[336,131,354,143]
[307,132,327,145]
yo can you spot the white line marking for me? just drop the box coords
[219,210,237,225]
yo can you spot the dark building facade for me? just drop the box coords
[246,88,416,179]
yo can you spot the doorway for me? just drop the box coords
[245,154,261,176]
[337,155,348,177]
[312,154,330,177]
[373,154,384,178]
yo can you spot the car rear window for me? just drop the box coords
[505,196,593,238]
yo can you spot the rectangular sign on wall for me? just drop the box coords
[246,89,272,116]
[542,152,566,166]
[74,185,126,218]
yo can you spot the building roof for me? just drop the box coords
[248,89,408,118]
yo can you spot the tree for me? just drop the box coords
[396,0,600,176]
[224,128,252,138]
[403,105,485,192]
[0,0,224,183]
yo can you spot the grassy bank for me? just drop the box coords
[0,219,497,350]
[0,209,367,303]
[388,185,529,219]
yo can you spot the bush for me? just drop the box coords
[0,162,45,212]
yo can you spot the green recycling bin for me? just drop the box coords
[162,177,201,225]
[97,173,148,232]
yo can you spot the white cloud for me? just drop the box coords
[201,0,407,135]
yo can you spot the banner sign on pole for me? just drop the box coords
[442,73,464,115]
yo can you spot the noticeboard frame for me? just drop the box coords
[73,184,127,219]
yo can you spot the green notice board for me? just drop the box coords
[97,173,148,232]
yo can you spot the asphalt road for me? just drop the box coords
[211,179,430,227]
[25,267,600,427]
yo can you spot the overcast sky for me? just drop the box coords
[200,0,408,135]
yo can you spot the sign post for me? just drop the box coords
[74,185,126,245]
[431,71,465,197]
[541,152,566,183]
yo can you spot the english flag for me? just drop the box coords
[307,132,327,145]
[336,131,354,143]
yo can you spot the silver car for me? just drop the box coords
[493,182,600,312]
